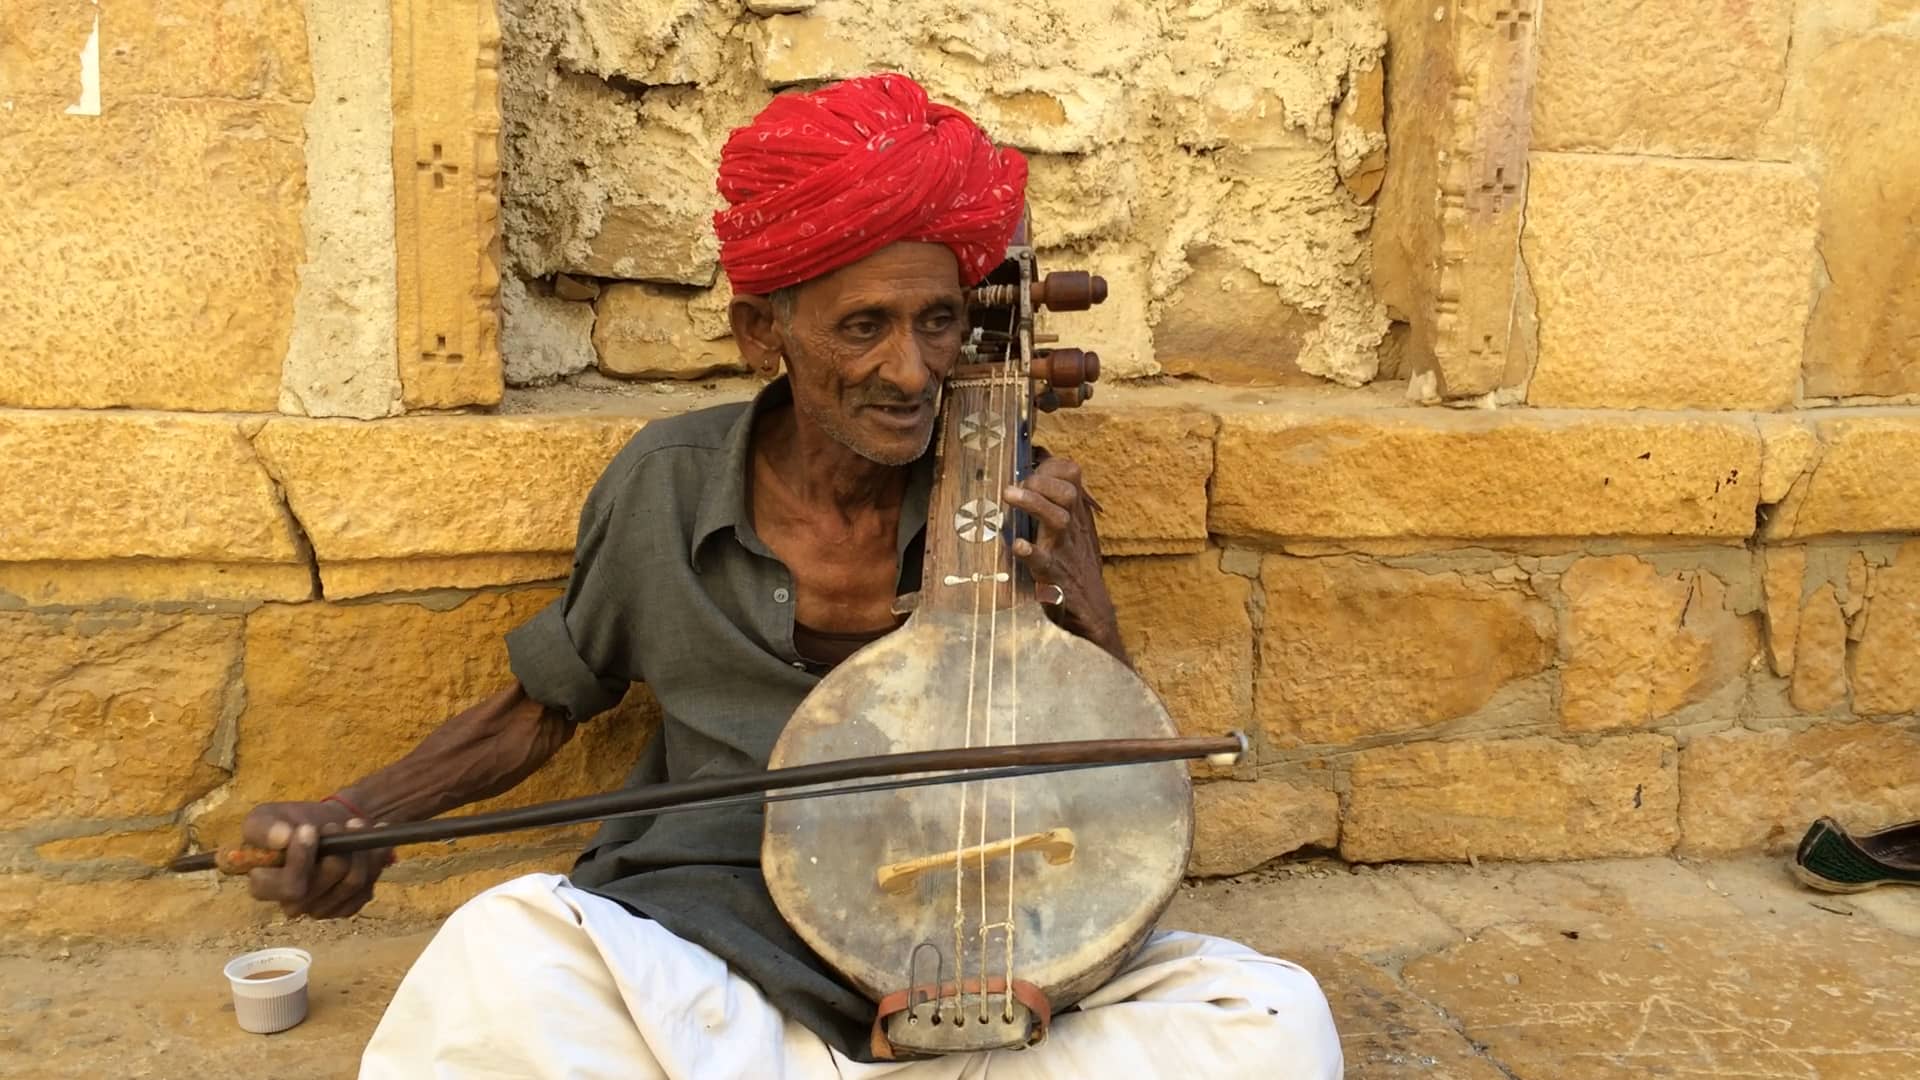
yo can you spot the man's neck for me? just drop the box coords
[753,402,909,521]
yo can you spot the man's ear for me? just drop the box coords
[730,295,783,377]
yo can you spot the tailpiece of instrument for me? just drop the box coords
[762,211,1196,1060]
[164,734,1246,875]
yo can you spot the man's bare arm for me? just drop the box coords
[335,682,578,823]
[242,681,576,918]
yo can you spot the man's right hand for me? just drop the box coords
[242,800,393,919]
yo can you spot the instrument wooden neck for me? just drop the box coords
[918,368,1035,616]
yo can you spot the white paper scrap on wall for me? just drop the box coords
[65,3,101,117]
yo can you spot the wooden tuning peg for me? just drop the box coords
[1031,349,1101,389]
[1031,272,1109,312]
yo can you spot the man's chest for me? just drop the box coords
[759,525,904,632]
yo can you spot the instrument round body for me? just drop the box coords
[762,604,1193,1017]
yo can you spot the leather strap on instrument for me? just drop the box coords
[868,977,1053,1060]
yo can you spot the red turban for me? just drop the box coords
[713,73,1029,296]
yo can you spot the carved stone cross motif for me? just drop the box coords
[1493,1,1534,41]
[418,142,460,190]
[422,333,464,365]
[1479,165,1519,212]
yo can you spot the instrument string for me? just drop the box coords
[953,392,988,1019]
[974,302,1020,1020]
[1002,307,1023,1016]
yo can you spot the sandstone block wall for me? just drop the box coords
[3,0,1919,943]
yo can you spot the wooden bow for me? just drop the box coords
[167,733,1247,875]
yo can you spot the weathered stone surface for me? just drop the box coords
[751,4,1149,153]
[1025,152,1134,249]
[1559,557,1758,732]
[0,562,313,609]
[34,828,186,867]
[1212,407,1761,543]
[1042,242,1155,380]
[1768,414,1920,537]
[391,0,505,410]
[1789,584,1850,713]
[495,0,1385,388]
[0,931,422,1078]
[111,0,313,100]
[753,12,874,86]
[195,592,657,843]
[1188,779,1338,877]
[252,415,648,562]
[0,875,269,941]
[0,412,298,563]
[1370,0,1446,325]
[1756,415,1818,505]
[1855,540,1920,716]
[553,274,601,302]
[594,283,744,380]
[0,1,94,102]
[279,0,401,420]
[1343,736,1679,863]
[1259,558,1553,746]
[320,554,573,600]
[1104,552,1252,743]
[0,0,312,104]
[499,42,739,283]
[551,0,739,87]
[1308,951,1512,1080]
[1370,0,1536,399]
[1154,249,1318,385]
[1523,154,1817,409]
[0,101,305,411]
[1033,407,1214,555]
[0,612,240,823]
[1761,547,1807,676]
[1390,858,1744,939]
[1331,59,1385,202]
[1844,552,1872,619]
[1201,148,1386,387]
[1534,0,1793,157]
[1680,723,1920,854]
[501,276,597,387]
[1798,35,1920,398]
[1404,916,1920,1079]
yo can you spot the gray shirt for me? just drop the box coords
[505,377,931,1060]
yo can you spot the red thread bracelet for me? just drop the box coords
[322,793,397,865]
[323,793,370,820]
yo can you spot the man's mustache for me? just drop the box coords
[850,382,938,409]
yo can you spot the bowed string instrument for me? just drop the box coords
[762,210,1217,1058]
[169,211,1243,1060]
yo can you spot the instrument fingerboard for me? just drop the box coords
[920,371,1035,615]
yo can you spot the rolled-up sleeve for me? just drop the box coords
[507,600,627,721]
[506,455,643,722]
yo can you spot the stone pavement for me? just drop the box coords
[5,855,1918,1079]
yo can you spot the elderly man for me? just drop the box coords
[240,74,1341,1078]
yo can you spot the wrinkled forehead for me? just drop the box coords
[789,242,966,312]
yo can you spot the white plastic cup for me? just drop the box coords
[223,947,312,1034]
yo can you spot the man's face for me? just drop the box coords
[772,243,969,466]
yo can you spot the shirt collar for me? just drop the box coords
[690,376,934,570]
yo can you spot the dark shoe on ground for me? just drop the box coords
[1791,816,1920,893]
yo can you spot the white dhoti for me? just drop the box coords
[361,874,1342,1079]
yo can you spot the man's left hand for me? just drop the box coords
[1004,453,1130,664]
